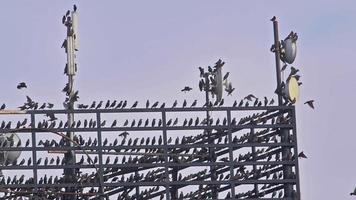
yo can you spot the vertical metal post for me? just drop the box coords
[226,110,236,199]
[250,128,259,197]
[30,113,38,199]
[204,73,217,199]
[161,111,171,200]
[63,10,78,200]
[272,17,293,198]
[96,112,105,199]
[291,107,301,199]
[272,18,283,106]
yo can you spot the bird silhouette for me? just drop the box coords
[172,100,177,108]
[304,100,314,109]
[182,99,187,108]
[73,4,77,12]
[17,82,27,89]
[181,86,192,92]
[131,101,138,108]
[0,103,5,110]
[350,187,356,196]
[191,100,197,107]
[151,101,159,108]
[298,151,307,159]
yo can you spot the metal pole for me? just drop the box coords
[272,18,283,106]
[63,10,77,200]
[204,73,218,199]
[272,17,293,198]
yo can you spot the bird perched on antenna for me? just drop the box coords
[17,82,27,89]
[73,4,77,12]
[181,86,192,92]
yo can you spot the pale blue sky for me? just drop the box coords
[1,1,356,199]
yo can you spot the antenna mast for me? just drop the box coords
[63,5,79,200]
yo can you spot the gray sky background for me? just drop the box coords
[1,1,356,199]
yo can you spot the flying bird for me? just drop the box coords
[181,86,192,92]
[304,100,314,109]
[17,82,27,89]
[350,187,356,196]
[298,151,307,159]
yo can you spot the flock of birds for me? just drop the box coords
[0,100,306,199]
[0,8,319,198]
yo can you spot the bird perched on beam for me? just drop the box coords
[17,82,27,89]
[181,86,192,92]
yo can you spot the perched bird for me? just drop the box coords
[225,82,235,95]
[298,151,307,159]
[17,82,27,89]
[62,15,66,24]
[182,99,187,108]
[131,101,138,108]
[198,67,204,77]
[146,100,150,108]
[289,66,299,76]
[191,100,197,107]
[151,101,159,108]
[0,103,6,110]
[223,72,229,80]
[271,16,276,21]
[172,100,177,108]
[181,86,192,92]
[304,100,315,109]
[281,63,288,71]
[73,4,77,12]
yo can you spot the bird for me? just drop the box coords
[65,10,70,16]
[17,82,27,89]
[119,131,129,139]
[181,86,192,92]
[223,72,229,80]
[244,94,256,101]
[62,15,66,24]
[0,103,5,110]
[281,63,288,71]
[111,120,117,128]
[73,4,77,12]
[191,100,197,107]
[350,187,356,196]
[151,101,159,108]
[172,100,177,108]
[225,82,235,95]
[198,67,204,77]
[298,151,307,159]
[131,101,138,108]
[304,100,314,109]
[96,101,103,109]
[271,16,276,21]
[182,99,187,108]
[289,66,299,76]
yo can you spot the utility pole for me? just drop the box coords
[63,6,79,200]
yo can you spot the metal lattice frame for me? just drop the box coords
[0,105,301,200]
